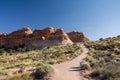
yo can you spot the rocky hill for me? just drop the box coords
[0,27,89,48]
[67,31,89,42]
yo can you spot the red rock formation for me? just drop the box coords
[0,33,8,47]
[7,27,33,47]
[67,31,89,42]
[33,27,55,41]
[32,28,73,48]
[0,27,89,48]
[54,28,70,41]
[0,27,73,48]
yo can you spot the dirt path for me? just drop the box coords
[50,44,89,80]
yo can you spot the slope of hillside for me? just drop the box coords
[81,36,120,80]
[0,27,89,80]
[0,43,82,80]
[50,44,89,80]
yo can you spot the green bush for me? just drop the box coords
[0,48,5,55]
[80,60,91,70]
[90,62,120,80]
[84,36,120,80]
[90,68,102,78]
[33,64,54,79]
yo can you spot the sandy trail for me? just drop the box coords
[50,44,89,80]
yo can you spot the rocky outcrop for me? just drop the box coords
[0,27,89,48]
[0,33,8,47]
[67,31,89,42]
[7,27,33,47]
[32,27,73,48]
[0,27,73,48]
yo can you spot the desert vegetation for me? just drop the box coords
[81,36,120,80]
[0,43,81,80]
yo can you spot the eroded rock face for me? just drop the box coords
[0,33,8,47]
[0,27,89,48]
[32,27,73,48]
[0,27,73,48]
[67,31,89,42]
[7,27,33,47]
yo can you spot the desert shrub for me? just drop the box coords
[90,68,102,77]
[33,64,54,79]
[80,60,91,70]
[84,36,120,80]
[113,48,120,54]
[90,62,120,80]
[8,73,33,80]
[7,49,15,54]
[86,56,95,62]
[0,69,8,75]
[114,57,120,61]
[99,38,103,41]
[0,48,5,55]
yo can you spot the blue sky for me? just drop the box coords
[0,0,120,40]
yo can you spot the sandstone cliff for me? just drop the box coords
[0,27,73,48]
[0,27,88,48]
[67,31,89,42]
[32,27,73,48]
